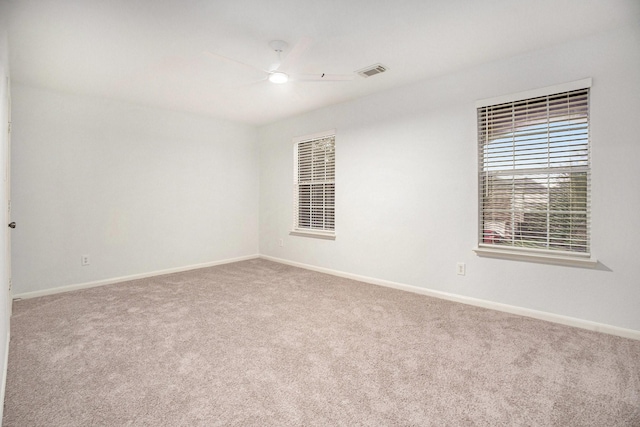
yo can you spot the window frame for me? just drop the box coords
[474,79,597,267]
[290,129,336,240]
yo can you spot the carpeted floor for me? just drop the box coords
[3,258,640,426]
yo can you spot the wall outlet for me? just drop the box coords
[279,238,284,247]
[81,254,90,266]
[456,262,466,276]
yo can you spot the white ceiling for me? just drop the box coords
[4,0,639,126]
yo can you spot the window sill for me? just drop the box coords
[290,230,336,240]
[473,246,597,268]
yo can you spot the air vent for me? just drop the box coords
[356,64,388,78]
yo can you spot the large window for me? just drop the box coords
[291,131,335,239]
[477,80,593,264]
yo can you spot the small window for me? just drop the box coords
[476,80,594,264]
[291,131,335,239]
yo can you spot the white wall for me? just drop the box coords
[11,85,259,294]
[259,24,640,332]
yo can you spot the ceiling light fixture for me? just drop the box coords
[269,72,289,84]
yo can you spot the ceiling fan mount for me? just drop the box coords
[268,40,288,53]
[267,40,290,83]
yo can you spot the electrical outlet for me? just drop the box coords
[456,262,466,276]
[81,254,90,266]
[279,238,284,247]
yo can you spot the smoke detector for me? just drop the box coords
[356,64,388,78]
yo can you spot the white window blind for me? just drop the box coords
[293,134,335,234]
[478,87,590,256]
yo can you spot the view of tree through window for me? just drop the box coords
[478,88,590,254]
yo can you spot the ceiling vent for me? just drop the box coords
[356,64,388,78]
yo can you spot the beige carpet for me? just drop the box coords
[3,259,640,426]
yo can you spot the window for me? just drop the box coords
[291,131,335,239]
[476,79,595,265]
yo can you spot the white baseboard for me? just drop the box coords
[259,255,640,341]
[13,254,260,300]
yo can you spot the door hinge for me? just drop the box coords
[8,278,12,292]
[7,122,11,134]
